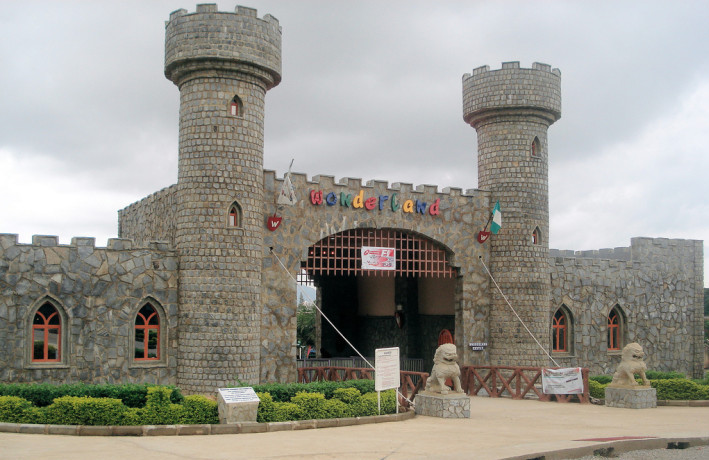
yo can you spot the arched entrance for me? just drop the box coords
[301,228,458,366]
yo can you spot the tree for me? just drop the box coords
[297,303,316,348]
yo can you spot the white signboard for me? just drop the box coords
[218,387,260,403]
[362,246,396,270]
[375,347,400,391]
[541,367,584,395]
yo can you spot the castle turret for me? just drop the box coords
[165,4,281,392]
[462,62,561,366]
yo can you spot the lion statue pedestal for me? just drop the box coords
[414,344,470,418]
[605,343,657,409]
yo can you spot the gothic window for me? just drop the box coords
[134,303,160,360]
[607,305,624,351]
[531,136,541,157]
[532,227,542,245]
[228,201,243,228]
[32,301,62,362]
[230,95,243,117]
[552,307,569,353]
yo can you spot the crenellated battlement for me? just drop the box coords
[462,61,561,127]
[164,3,282,88]
[263,170,483,199]
[0,233,174,253]
[550,237,702,262]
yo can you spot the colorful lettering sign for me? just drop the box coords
[309,189,440,217]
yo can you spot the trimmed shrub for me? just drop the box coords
[44,396,127,426]
[332,387,361,404]
[250,379,377,402]
[590,375,612,385]
[271,402,305,422]
[645,371,685,380]
[291,392,327,419]
[181,395,218,424]
[588,380,607,399]
[652,379,709,400]
[0,396,34,423]
[140,386,186,425]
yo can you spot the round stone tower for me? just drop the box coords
[462,62,561,367]
[164,4,281,392]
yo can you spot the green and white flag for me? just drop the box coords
[490,201,502,234]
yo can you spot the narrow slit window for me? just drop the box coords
[531,136,541,157]
[532,227,541,245]
[230,95,243,117]
[229,202,243,227]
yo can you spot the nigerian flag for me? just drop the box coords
[490,201,502,234]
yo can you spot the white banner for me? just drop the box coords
[362,246,396,270]
[541,367,584,394]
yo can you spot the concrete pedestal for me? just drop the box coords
[414,391,470,418]
[605,385,657,409]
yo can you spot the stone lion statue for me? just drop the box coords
[425,343,463,394]
[609,342,649,387]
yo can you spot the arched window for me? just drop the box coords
[230,95,243,117]
[552,308,568,352]
[135,303,160,360]
[607,305,624,351]
[228,202,242,228]
[32,302,62,362]
[532,227,542,245]
[531,136,541,157]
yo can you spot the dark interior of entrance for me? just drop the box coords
[302,228,458,368]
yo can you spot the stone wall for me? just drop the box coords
[0,234,178,384]
[260,170,491,383]
[550,237,704,378]
[118,184,178,246]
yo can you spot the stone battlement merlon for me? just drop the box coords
[551,237,703,262]
[164,4,282,89]
[462,61,562,127]
[263,170,484,199]
[0,233,174,253]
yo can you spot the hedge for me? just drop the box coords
[587,376,709,401]
[250,379,375,402]
[0,383,183,408]
[0,386,217,426]
[256,388,396,422]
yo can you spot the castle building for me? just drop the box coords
[0,5,704,394]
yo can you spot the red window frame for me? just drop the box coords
[32,303,61,362]
[608,309,621,350]
[552,309,567,352]
[135,304,160,361]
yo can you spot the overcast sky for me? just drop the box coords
[1,1,708,286]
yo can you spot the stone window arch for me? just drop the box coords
[531,136,541,158]
[228,201,243,228]
[552,305,572,353]
[27,296,68,366]
[131,298,167,366]
[607,305,625,351]
[532,226,542,245]
[230,95,243,117]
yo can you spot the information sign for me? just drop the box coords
[218,387,260,404]
[375,347,400,391]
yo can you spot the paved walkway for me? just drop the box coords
[1,397,708,460]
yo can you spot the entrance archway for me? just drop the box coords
[301,228,458,367]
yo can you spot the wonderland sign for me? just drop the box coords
[309,189,440,216]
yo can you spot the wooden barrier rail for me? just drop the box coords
[296,365,589,407]
[462,365,590,403]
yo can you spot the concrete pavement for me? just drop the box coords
[1,396,708,460]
